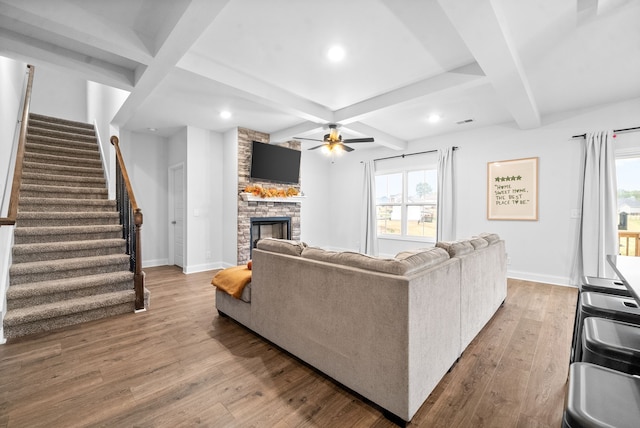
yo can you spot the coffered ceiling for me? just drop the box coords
[1,0,638,150]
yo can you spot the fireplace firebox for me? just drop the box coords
[250,216,291,257]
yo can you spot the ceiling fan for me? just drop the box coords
[295,124,374,152]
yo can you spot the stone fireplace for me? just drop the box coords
[237,128,301,264]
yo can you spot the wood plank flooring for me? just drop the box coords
[0,266,578,427]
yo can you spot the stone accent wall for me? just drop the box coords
[237,127,301,264]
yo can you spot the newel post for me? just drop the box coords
[134,208,144,311]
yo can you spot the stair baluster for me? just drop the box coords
[110,136,145,311]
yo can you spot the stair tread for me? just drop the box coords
[25,142,100,158]
[22,171,105,183]
[25,151,102,166]
[19,197,116,205]
[28,122,96,136]
[3,289,135,326]
[14,224,121,235]
[29,113,95,130]
[13,238,125,254]
[17,211,118,219]
[10,254,129,274]
[23,161,103,175]
[7,271,134,297]
[20,184,107,193]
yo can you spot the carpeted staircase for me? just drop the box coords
[3,113,147,339]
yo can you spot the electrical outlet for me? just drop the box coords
[507,257,511,265]
[205,250,211,260]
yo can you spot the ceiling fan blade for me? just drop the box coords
[294,137,323,142]
[341,144,355,152]
[343,137,374,143]
[308,144,327,150]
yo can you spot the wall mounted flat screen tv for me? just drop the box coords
[250,141,301,184]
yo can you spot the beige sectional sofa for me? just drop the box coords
[215,234,506,423]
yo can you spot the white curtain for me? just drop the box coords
[573,130,618,283]
[360,160,378,255]
[437,147,455,241]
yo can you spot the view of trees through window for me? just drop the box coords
[375,169,438,239]
[616,156,640,256]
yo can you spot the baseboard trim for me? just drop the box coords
[507,270,576,288]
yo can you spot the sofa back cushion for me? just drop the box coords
[256,238,306,257]
[436,240,475,257]
[478,232,501,245]
[301,246,449,276]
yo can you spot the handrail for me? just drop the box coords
[0,65,34,226]
[110,135,145,311]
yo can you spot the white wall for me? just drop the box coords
[30,66,87,122]
[222,128,238,266]
[118,130,169,268]
[299,148,332,247]
[0,56,27,216]
[325,97,640,286]
[86,81,129,198]
[184,126,223,273]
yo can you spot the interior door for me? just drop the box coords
[169,164,185,268]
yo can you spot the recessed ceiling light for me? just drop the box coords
[220,110,232,119]
[427,114,441,124]
[327,45,346,62]
[148,127,157,132]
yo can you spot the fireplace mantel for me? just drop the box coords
[240,193,305,204]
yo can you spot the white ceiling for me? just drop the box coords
[1,0,638,151]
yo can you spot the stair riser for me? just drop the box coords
[3,301,135,339]
[14,230,122,244]
[7,281,133,310]
[24,153,102,169]
[10,261,130,285]
[13,244,126,264]
[23,162,104,178]
[19,189,108,200]
[22,177,106,188]
[16,216,119,227]
[25,144,100,160]
[28,128,97,143]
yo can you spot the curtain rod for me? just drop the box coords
[572,126,640,139]
[363,146,459,163]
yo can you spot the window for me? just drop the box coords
[375,168,438,240]
[616,154,640,256]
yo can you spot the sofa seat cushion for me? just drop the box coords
[256,238,307,256]
[301,246,449,276]
[436,240,475,257]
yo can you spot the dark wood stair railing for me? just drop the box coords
[110,136,145,311]
[0,64,34,227]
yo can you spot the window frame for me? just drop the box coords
[375,166,438,243]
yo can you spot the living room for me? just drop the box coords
[1,0,640,426]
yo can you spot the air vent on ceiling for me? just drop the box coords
[456,119,474,125]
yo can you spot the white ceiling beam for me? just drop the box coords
[177,52,335,124]
[334,67,487,124]
[343,122,407,151]
[0,27,135,90]
[113,0,231,127]
[269,122,325,143]
[437,0,541,129]
[0,0,152,65]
